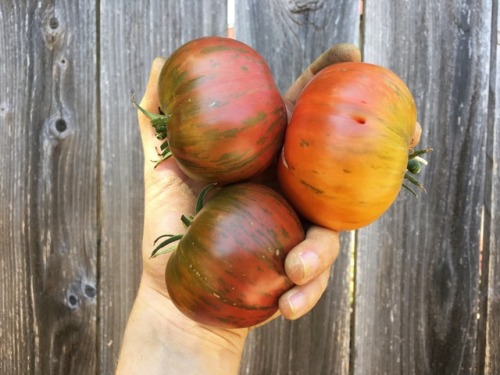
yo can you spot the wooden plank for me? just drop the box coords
[97,1,228,372]
[0,1,98,374]
[0,5,32,372]
[482,1,499,373]
[236,1,360,374]
[235,0,361,93]
[354,1,493,374]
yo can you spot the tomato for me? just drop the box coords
[157,36,287,184]
[164,183,304,328]
[277,62,417,230]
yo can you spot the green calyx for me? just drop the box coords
[403,148,433,197]
[131,96,172,166]
[150,184,217,258]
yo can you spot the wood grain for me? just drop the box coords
[235,0,360,93]
[0,1,498,374]
[482,1,499,373]
[0,1,98,373]
[355,1,493,374]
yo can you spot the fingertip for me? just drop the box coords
[279,270,331,320]
[284,44,361,114]
[309,43,361,75]
[152,56,167,71]
[285,226,339,285]
[149,57,167,89]
[279,290,305,320]
[139,57,167,113]
[285,250,320,285]
[332,43,362,63]
[409,121,422,149]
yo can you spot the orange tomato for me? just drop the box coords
[277,62,417,230]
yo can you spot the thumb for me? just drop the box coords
[284,43,361,113]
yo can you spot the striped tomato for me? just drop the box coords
[158,183,304,329]
[277,62,418,230]
[155,36,287,184]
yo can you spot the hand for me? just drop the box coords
[117,43,359,375]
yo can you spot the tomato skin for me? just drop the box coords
[277,62,417,231]
[165,183,304,328]
[158,37,287,184]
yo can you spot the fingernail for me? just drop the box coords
[287,291,306,318]
[289,251,320,281]
[301,252,320,278]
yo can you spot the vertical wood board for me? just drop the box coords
[235,0,361,93]
[0,1,98,374]
[354,1,493,374]
[482,1,499,373]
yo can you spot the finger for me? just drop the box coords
[139,57,166,117]
[278,267,331,320]
[284,43,361,112]
[285,226,339,285]
[409,121,422,149]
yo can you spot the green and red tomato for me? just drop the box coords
[153,36,287,184]
[277,62,418,230]
[159,183,304,329]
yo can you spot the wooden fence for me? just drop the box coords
[0,0,498,374]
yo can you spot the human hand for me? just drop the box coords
[117,43,375,375]
[138,44,365,323]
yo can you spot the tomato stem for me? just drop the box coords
[150,185,218,258]
[402,184,418,197]
[407,158,422,174]
[131,96,170,135]
[153,146,173,168]
[409,148,433,159]
[403,148,432,196]
[404,172,426,192]
[181,214,193,227]
[151,234,183,258]
[196,184,217,213]
[131,94,173,166]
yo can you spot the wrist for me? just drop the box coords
[117,282,248,375]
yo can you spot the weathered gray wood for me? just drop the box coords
[236,1,359,374]
[354,1,493,374]
[98,0,228,372]
[235,0,361,94]
[0,1,98,374]
[482,2,499,373]
[1,1,498,374]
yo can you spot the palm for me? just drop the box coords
[117,44,361,374]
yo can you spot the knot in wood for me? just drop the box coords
[83,284,96,300]
[49,16,59,30]
[288,0,322,14]
[66,292,80,310]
